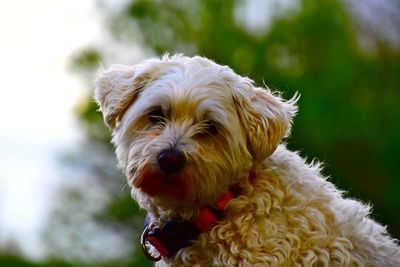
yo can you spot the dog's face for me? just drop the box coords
[95,55,296,209]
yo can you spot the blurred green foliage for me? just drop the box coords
[70,48,102,72]
[34,0,400,266]
[0,255,79,267]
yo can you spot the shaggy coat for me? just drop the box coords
[95,55,400,266]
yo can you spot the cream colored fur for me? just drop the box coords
[95,55,400,266]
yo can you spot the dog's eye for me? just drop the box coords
[148,108,165,124]
[203,120,219,136]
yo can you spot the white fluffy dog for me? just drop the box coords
[95,55,400,266]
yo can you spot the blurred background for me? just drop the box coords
[0,0,399,266]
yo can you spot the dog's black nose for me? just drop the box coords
[157,149,185,174]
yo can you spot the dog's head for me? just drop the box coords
[95,55,297,209]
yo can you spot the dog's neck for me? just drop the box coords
[140,171,257,261]
[141,189,236,260]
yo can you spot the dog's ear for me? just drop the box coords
[233,81,298,161]
[94,65,151,129]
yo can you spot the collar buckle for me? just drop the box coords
[141,225,162,262]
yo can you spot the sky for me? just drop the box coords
[0,0,101,258]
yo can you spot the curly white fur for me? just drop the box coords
[95,55,400,266]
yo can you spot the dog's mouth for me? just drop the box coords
[133,168,190,199]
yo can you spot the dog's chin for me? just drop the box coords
[133,168,190,200]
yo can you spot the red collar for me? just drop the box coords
[140,171,255,261]
[141,190,235,261]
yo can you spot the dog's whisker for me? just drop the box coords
[121,180,128,192]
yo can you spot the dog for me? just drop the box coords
[94,55,400,266]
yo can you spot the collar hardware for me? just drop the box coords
[141,225,162,262]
